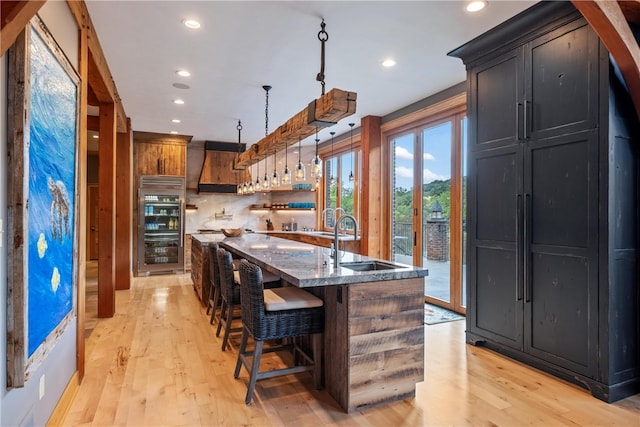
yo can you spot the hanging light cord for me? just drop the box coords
[316,19,328,96]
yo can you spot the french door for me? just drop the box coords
[390,112,466,313]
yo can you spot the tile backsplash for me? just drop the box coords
[185,190,317,234]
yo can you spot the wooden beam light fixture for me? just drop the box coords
[234,19,357,170]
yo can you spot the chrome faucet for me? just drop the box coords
[334,214,358,269]
[321,208,334,228]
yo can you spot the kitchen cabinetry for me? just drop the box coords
[449,2,639,402]
[133,131,190,177]
[190,236,207,306]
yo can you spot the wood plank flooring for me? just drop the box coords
[62,273,640,426]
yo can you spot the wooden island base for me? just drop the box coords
[324,278,424,412]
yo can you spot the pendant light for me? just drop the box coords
[236,120,244,195]
[262,156,270,190]
[348,122,355,182]
[329,131,336,186]
[248,163,255,194]
[261,85,271,191]
[282,141,291,185]
[271,148,280,188]
[311,127,323,178]
[254,161,261,192]
[295,136,306,181]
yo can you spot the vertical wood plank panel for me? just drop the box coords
[75,13,89,381]
[115,119,132,290]
[98,101,116,317]
[6,27,28,388]
[360,116,382,258]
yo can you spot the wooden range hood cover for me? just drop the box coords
[198,141,250,194]
[234,88,357,169]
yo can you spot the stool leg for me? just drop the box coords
[234,326,249,379]
[312,333,323,390]
[221,303,234,351]
[216,300,227,337]
[245,339,264,405]
[209,287,220,325]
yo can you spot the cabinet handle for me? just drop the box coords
[524,193,531,303]
[413,231,417,247]
[517,102,523,142]
[516,194,523,301]
[523,100,530,140]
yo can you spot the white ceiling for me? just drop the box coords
[85,0,536,148]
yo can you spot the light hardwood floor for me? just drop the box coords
[62,273,640,426]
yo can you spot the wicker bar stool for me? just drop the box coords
[234,259,324,405]
[216,247,243,351]
[208,244,282,326]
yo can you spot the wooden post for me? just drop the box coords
[360,116,382,258]
[75,11,89,382]
[98,101,116,317]
[115,119,132,290]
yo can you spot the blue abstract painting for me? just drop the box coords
[27,26,78,357]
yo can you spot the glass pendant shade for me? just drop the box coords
[282,144,291,184]
[248,180,254,194]
[237,183,242,195]
[282,165,291,184]
[311,155,323,178]
[271,150,280,188]
[295,161,306,181]
[295,137,305,181]
[349,170,355,182]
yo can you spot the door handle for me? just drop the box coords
[516,194,523,301]
[517,102,523,142]
[524,193,531,303]
[413,231,417,247]
[523,100,530,140]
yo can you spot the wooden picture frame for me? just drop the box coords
[6,15,80,388]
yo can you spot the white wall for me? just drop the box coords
[1,3,79,426]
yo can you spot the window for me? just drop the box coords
[322,150,360,231]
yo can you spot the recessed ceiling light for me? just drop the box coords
[382,59,396,67]
[171,119,181,123]
[176,69,191,77]
[173,99,185,105]
[92,135,99,139]
[172,83,190,90]
[183,19,201,29]
[466,1,487,13]
[170,131,179,135]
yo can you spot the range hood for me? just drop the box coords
[198,141,250,194]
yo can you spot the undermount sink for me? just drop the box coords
[339,260,402,271]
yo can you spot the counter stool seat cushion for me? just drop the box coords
[264,287,323,311]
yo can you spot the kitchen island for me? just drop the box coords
[219,233,428,412]
[190,233,226,306]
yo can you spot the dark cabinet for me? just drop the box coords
[450,2,639,402]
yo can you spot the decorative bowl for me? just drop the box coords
[221,228,244,237]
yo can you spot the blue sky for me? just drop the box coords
[393,121,453,190]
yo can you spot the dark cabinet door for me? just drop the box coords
[467,145,524,350]
[523,130,599,377]
[469,49,524,152]
[525,21,599,141]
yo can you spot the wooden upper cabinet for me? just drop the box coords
[133,131,192,177]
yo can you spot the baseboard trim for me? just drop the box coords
[46,371,79,426]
